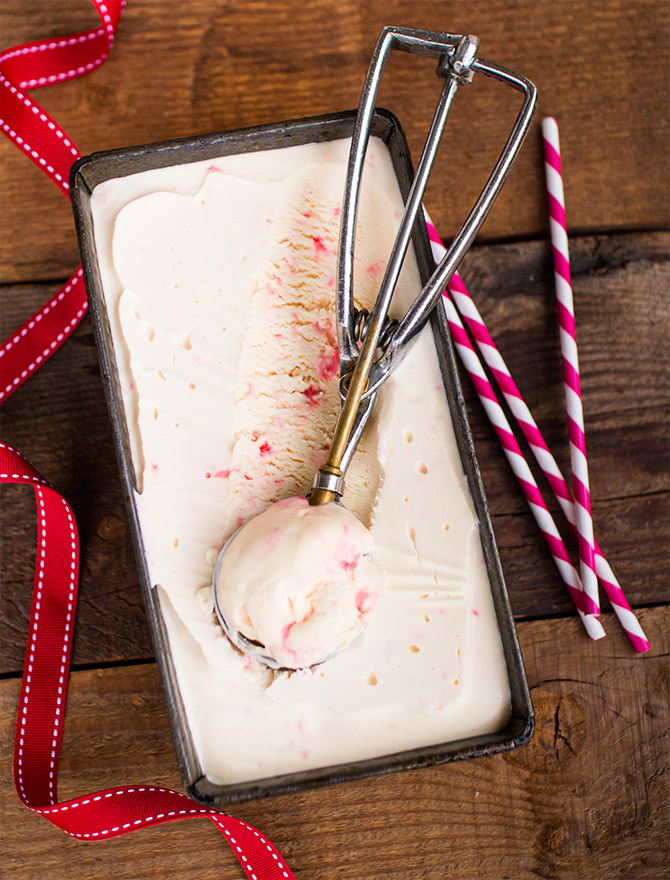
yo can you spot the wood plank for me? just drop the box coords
[1,607,668,879]
[1,1,669,283]
[1,231,667,671]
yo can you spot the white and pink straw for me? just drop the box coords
[425,221,602,640]
[424,146,649,652]
[542,116,601,622]
[444,265,650,653]
[442,287,605,640]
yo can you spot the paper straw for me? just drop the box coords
[424,214,649,652]
[446,268,650,653]
[542,116,601,620]
[423,221,603,638]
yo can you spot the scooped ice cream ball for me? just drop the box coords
[214,496,385,669]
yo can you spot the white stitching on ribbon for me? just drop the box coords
[0,29,106,65]
[0,271,87,402]
[0,74,79,157]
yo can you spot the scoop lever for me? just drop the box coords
[310,27,537,505]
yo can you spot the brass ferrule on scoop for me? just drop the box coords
[309,365,372,506]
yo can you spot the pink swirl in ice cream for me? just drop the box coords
[214,497,385,668]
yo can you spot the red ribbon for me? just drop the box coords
[1,4,296,877]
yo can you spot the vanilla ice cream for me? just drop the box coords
[214,496,385,669]
[88,135,513,786]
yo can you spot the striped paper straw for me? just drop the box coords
[424,210,649,652]
[444,267,650,653]
[423,222,603,638]
[542,116,601,620]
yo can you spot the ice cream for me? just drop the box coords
[214,496,385,669]
[88,135,513,786]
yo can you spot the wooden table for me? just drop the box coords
[2,2,668,877]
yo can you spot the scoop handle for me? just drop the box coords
[311,27,537,505]
[311,30,480,506]
[336,28,478,379]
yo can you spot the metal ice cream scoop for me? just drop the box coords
[213,27,536,668]
[310,26,537,505]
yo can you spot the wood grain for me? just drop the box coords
[2,231,667,672]
[1,607,668,880]
[1,0,669,283]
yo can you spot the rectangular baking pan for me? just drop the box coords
[70,108,534,805]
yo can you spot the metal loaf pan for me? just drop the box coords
[70,109,534,805]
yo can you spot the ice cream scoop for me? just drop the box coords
[213,496,385,669]
[212,27,536,669]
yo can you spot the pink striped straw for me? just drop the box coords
[424,214,649,652]
[445,267,649,652]
[542,117,601,621]
[422,222,603,639]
